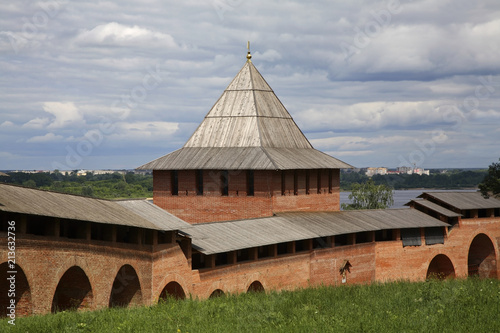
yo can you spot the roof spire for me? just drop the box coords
[246,41,252,62]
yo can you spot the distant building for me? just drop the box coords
[398,166,430,176]
[397,166,413,174]
[365,167,387,177]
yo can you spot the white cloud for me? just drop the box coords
[1,0,500,169]
[26,133,64,143]
[254,49,282,62]
[468,109,500,120]
[42,102,84,129]
[0,120,14,127]
[22,117,50,129]
[109,121,179,140]
[75,22,177,48]
[296,101,459,133]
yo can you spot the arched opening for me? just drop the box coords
[468,234,498,278]
[209,289,225,298]
[247,281,264,293]
[159,281,186,301]
[109,265,142,308]
[1,263,32,317]
[51,266,93,313]
[426,254,455,280]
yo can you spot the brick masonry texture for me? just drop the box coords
[1,215,499,316]
[153,169,341,223]
[1,166,500,316]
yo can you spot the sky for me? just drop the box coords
[1,0,499,171]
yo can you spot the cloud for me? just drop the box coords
[42,102,84,129]
[26,133,64,143]
[75,22,177,48]
[296,101,460,133]
[108,121,179,142]
[0,151,18,158]
[22,117,50,129]
[254,49,282,62]
[1,1,499,169]
[0,121,14,127]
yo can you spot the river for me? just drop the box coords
[340,189,478,209]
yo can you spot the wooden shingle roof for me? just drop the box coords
[418,191,500,210]
[406,198,462,217]
[0,183,191,231]
[183,209,449,255]
[138,58,353,170]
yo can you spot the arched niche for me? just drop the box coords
[159,281,186,301]
[0,263,32,317]
[51,266,93,313]
[426,254,456,280]
[209,289,225,298]
[109,265,142,308]
[247,281,264,293]
[468,233,498,278]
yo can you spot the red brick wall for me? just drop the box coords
[191,253,313,298]
[2,213,500,316]
[309,242,376,286]
[374,218,500,282]
[153,169,341,223]
[2,215,500,315]
[0,234,175,315]
[0,263,31,317]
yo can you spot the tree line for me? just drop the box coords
[0,171,153,199]
[1,162,498,202]
[341,169,488,191]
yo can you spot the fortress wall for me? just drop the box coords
[0,233,185,316]
[153,169,341,223]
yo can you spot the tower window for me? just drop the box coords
[246,170,254,196]
[281,171,286,196]
[317,171,322,194]
[306,170,310,195]
[221,170,229,196]
[171,171,178,196]
[328,169,333,194]
[196,170,203,196]
[294,171,298,196]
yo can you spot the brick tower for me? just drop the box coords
[138,49,352,223]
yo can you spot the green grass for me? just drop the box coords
[4,279,500,332]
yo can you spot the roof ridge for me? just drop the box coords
[249,63,264,147]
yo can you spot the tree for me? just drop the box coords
[479,158,500,198]
[22,179,37,188]
[81,185,94,197]
[341,179,394,210]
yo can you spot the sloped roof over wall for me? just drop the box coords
[138,58,353,171]
[419,191,500,210]
[406,198,462,217]
[0,183,190,231]
[183,209,449,255]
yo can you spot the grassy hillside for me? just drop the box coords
[4,278,500,332]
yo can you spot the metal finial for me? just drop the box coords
[246,41,252,61]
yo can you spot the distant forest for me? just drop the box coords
[0,171,153,199]
[341,169,488,191]
[0,169,487,199]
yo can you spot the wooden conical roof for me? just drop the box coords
[138,57,353,170]
[184,61,312,149]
